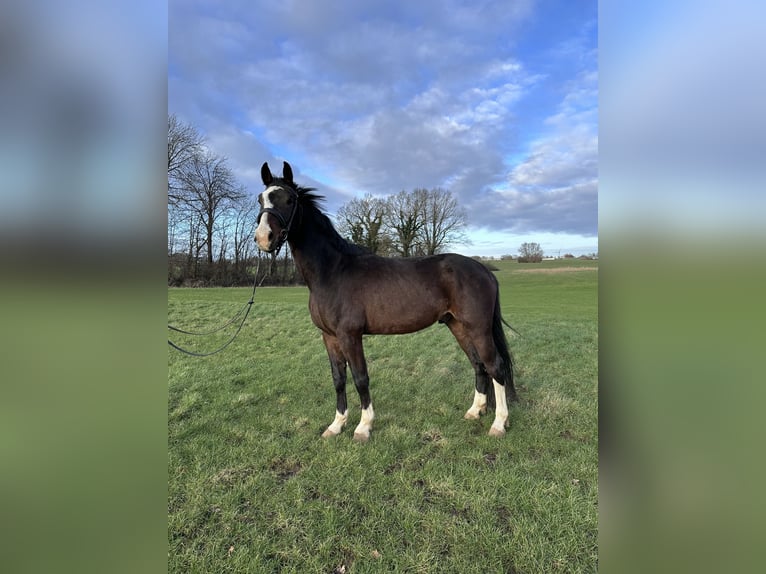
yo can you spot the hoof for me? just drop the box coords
[353,431,370,443]
[321,428,340,438]
[488,426,506,438]
[464,407,486,420]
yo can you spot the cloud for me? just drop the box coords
[203,126,273,192]
[471,180,597,236]
[309,69,531,196]
[510,129,597,190]
[169,0,597,242]
[469,66,598,236]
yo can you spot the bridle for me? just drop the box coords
[256,185,299,255]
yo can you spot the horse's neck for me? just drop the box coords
[288,213,345,289]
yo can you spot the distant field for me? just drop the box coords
[168,258,598,573]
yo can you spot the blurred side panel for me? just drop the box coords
[600,1,766,573]
[0,1,167,573]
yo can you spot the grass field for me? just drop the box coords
[168,258,598,573]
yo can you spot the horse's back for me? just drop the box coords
[433,253,498,292]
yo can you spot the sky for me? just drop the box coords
[169,0,598,258]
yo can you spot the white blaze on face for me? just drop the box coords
[255,186,280,250]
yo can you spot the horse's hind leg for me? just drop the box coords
[445,320,490,420]
[321,333,349,438]
[472,334,511,437]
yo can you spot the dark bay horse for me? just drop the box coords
[255,161,516,441]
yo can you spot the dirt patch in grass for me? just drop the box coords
[210,466,257,485]
[559,429,588,443]
[514,266,597,274]
[268,456,303,481]
[420,428,446,445]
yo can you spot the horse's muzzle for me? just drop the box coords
[255,219,277,252]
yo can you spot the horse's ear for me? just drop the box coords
[283,161,293,183]
[261,162,273,186]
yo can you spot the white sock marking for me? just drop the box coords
[354,404,375,438]
[325,409,348,435]
[465,390,487,419]
[490,378,509,433]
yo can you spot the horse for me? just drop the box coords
[255,161,517,441]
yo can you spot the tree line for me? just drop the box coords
[335,189,467,257]
[168,115,469,286]
[168,115,301,286]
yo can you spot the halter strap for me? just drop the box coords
[256,207,288,228]
[256,186,299,253]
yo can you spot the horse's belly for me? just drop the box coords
[364,307,440,335]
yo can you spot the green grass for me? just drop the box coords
[168,258,598,573]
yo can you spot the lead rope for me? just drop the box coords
[168,258,267,357]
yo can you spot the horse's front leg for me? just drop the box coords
[321,333,349,438]
[338,331,374,442]
[464,370,490,419]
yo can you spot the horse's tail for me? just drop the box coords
[487,288,517,410]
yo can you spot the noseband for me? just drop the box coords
[257,186,299,253]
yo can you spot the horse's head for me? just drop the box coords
[255,161,299,253]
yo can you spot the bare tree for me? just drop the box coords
[417,187,467,255]
[336,193,389,254]
[175,149,245,266]
[167,114,203,205]
[183,208,205,277]
[336,187,467,257]
[168,202,181,256]
[518,242,544,263]
[231,194,259,274]
[385,189,425,257]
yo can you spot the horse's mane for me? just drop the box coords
[295,185,369,256]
